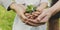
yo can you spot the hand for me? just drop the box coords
[34,2,48,17]
[10,3,48,26]
[24,12,46,26]
[24,13,41,27]
[16,5,38,27]
[10,3,28,23]
[31,6,44,18]
[11,4,40,26]
[32,11,41,19]
[24,17,46,27]
[17,4,29,22]
[36,9,52,23]
[24,7,46,26]
[21,3,47,26]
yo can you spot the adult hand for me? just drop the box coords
[24,11,46,26]
[10,3,29,23]
[24,15,46,27]
[10,3,47,27]
[24,7,46,26]
[36,9,52,23]
[32,5,45,18]
[24,13,41,27]
[15,4,40,26]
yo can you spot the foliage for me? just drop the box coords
[0,5,16,30]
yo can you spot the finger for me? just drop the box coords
[36,7,40,10]
[36,18,46,25]
[27,15,33,19]
[21,13,29,20]
[20,14,29,23]
[20,16,27,23]
[34,11,40,15]
[25,13,31,18]
[24,19,40,26]
[32,11,40,16]
[28,19,40,24]
[40,16,48,23]
[25,13,31,16]
[25,13,33,18]
[36,7,43,12]
[19,18,25,23]
[27,21,45,26]
[37,12,46,21]
[25,20,40,26]
[25,19,45,26]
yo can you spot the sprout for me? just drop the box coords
[26,5,36,13]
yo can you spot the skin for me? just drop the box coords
[10,0,60,26]
[29,0,60,26]
[25,0,60,26]
[36,2,48,11]
[9,2,48,26]
[24,2,48,26]
[37,0,60,23]
[10,3,28,22]
[32,2,48,18]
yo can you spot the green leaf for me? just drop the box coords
[26,5,36,13]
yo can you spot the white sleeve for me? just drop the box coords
[41,0,50,7]
[1,0,13,9]
[15,0,25,4]
[40,0,48,3]
[0,0,2,5]
[0,2,1,4]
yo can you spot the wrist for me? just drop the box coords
[10,2,17,10]
[36,3,48,12]
[48,8,59,16]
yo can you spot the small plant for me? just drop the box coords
[26,5,36,13]
[25,5,40,19]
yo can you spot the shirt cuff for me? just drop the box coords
[2,0,13,11]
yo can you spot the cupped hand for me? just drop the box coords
[15,4,40,27]
[24,13,41,27]
[24,11,46,26]
[23,7,46,26]
[36,9,52,23]
[18,4,50,27]
[24,16,46,27]
[32,6,44,18]
[10,3,47,26]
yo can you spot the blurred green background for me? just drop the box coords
[0,5,16,30]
